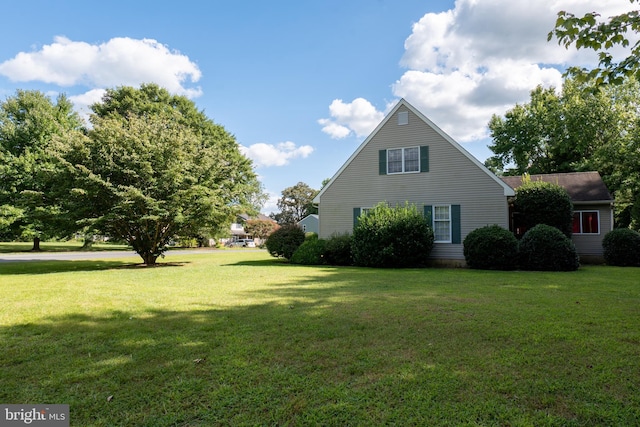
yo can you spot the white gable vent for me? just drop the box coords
[398,111,408,125]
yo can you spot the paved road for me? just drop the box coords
[0,248,254,262]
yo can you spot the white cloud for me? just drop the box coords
[261,191,280,215]
[319,98,386,139]
[0,36,202,98]
[322,0,638,144]
[239,141,314,168]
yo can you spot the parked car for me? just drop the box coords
[233,239,256,248]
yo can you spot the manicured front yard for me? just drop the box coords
[1,251,639,425]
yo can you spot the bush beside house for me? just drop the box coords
[351,203,434,268]
[519,224,580,271]
[602,228,640,266]
[463,225,518,270]
[514,179,574,237]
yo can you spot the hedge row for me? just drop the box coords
[464,224,579,271]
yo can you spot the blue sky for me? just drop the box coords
[0,0,634,213]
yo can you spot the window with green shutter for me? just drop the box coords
[379,146,429,175]
[424,204,461,243]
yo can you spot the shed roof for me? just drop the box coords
[500,172,612,203]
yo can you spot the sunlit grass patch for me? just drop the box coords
[1,251,639,425]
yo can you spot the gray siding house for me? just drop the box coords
[314,99,614,264]
[298,214,319,234]
[314,98,514,264]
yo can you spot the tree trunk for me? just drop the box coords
[81,238,94,250]
[31,237,41,251]
[141,252,158,266]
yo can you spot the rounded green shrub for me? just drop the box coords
[602,228,640,266]
[265,224,305,260]
[323,233,353,266]
[519,224,580,271]
[290,235,327,265]
[351,202,434,268]
[463,225,518,270]
[514,180,574,237]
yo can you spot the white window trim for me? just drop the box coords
[387,146,420,175]
[360,207,372,217]
[574,210,601,235]
[432,205,452,243]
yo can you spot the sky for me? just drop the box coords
[0,0,636,214]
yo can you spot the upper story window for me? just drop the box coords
[379,146,428,175]
[573,211,600,234]
[398,111,408,125]
[387,147,420,174]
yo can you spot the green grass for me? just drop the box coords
[0,241,130,253]
[1,251,639,426]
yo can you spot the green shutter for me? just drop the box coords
[423,205,432,225]
[379,150,387,175]
[451,204,461,244]
[420,146,429,172]
[353,207,361,228]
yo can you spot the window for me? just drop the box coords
[573,211,600,234]
[433,205,451,242]
[387,147,419,174]
[379,146,428,175]
[398,111,408,125]
[425,204,461,244]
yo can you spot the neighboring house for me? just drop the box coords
[314,98,515,265]
[298,214,319,234]
[313,98,613,265]
[501,172,613,262]
[228,213,277,245]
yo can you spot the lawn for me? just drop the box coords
[1,251,639,426]
[0,241,130,253]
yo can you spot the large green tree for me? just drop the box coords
[549,0,640,86]
[64,84,263,265]
[272,182,318,225]
[0,90,84,249]
[486,77,640,228]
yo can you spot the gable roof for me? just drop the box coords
[500,172,613,203]
[314,98,514,203]
[238,213,276,222]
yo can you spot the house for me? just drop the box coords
[228,213,277,245]
[313,98,613,265]
[501,172,613,263]
[313,98,514,266]
[298,214,319,234]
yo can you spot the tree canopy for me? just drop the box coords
[64,84,263,264]
[0,90,84,249]
[272,182,318,225]
[549,0,640,86]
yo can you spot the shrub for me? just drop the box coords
[351,202,434,268]
[514,179,574,237]
[463,225,518,270]
[265,224,305,260]
[323,233,353,266]
[290,236,327,265]
[519,224,579,271]
[602,228,640,266]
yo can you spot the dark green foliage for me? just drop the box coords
[265,224,305,260]
[323,233,353,266]
[290,235,327,265]
[514,179,574,237]
[602,228,640,267]
[463,225,518,270]
[519,224,580,271]
[351,202,434,268]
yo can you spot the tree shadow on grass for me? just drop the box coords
[0,260,189,275]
